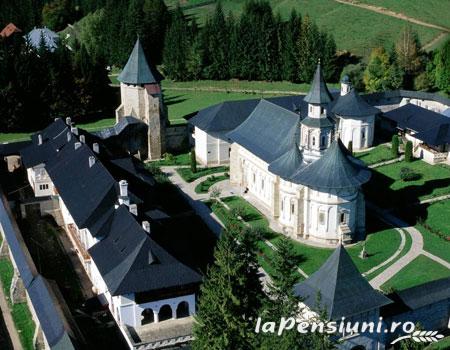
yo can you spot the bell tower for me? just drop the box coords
[299,61,335,163]
[115,38,166,160]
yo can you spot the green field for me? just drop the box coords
[176,166,229,182]
[174,0,442,55]
[418,224,450,264]
[195,174,229,193]
[381,254,450,292]
[357,0,450,29]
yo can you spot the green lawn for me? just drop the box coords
[357,0,450,29]
[355,144,396,165]
[417,224,450,264]
[0,257,35,350]
[365,160,450,208]
[148,152,191,166]
[381,254,450,292]
[179,0,440,55]
[176,166,229,182]
[195,174,229,193]
[420,200,450,235]
[78,118,116,131]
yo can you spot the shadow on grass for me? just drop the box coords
[163,93,188,106]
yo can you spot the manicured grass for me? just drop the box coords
[221,196,270,229]
[381,255,450,292]
[355,145,396,165]
[365,160,450,208]
[0,257,35,350]
[176,166,229,182]
[420,200,450,236]
[0,133,31,143]
[417,224,450,264]
[195,174,229,193]
[149,152,191,166]
[347,228,402,274]
[78,118,115,131]
[180,0,440,55]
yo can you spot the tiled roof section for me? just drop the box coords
[383,103,450,143]
[227,99,300,163]
[303,63,333,105]
[188,95,309,134]
[118,38,163,85]
[332,88,380,117]
[364,89,450,108]
[268,144,305,180]
[92,116,146,139]
[291,138,371,189]
[396,277,450,310]
[300,115,335,128]
[294,245,392,320]
[0,23,22,38]
[88,206,202,295]
[26,27,59,51]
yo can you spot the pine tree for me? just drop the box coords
[434,39,450,94]
[405,141,413,162]
[363,47,392,92]
[347,141,353,154]
[281,10,301,82]
[190,148,197,173]
[395,25,422,88]
[391,135,399,158]
[192,227,264,349]
[297,15,320,82]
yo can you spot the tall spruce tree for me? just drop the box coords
[434,39,450,94]
[192,227,264,349]
[281,10,301,82]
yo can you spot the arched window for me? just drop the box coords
[281,199,284,211]
[362,129,366,139]
[141,309,154,325]
[261,179,265,190]
[312,137,316,146]
[291,203,295,215]
[176,301,190,318]
[159,305,173,322]
[321,135,326,147]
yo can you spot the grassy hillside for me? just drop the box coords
[171,0,443,55]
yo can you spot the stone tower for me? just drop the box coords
[299,61,335,163]
[115,38,166,159]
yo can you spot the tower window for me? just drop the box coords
[319,211,325,225]
[291,203,295,214]
[321,135,326,147]
[312,137,316,146]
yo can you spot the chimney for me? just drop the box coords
[66,117,71,125]
[119,180,128,197]
[129,204,138,216]
[38,134,43,145]
[74,142,82,150]
[67,131,72,142]
[79,135,85,143]
[71,126,78,135]
[92,143,99,154]
[89,156,96,168]
[340,75,351,96]
[142,221,150,233]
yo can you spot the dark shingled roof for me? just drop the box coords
[332,88,379,117]
[0,140,31,157]
[118,38,163,85]
[294,245,392,320]
[364,89,450,108]
[383,104,450,146]
[291,138,371,189]
[268,144,305,180]
[88,206,202,295]
[300,115,335,128]
[396,277,450,310]
[188,95,309,135]
[227,99,300,163]
[92,116,146,139]
[303,63,333,105]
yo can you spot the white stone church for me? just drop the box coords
[189,63,450,245]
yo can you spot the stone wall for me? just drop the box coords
[166,125,188,153]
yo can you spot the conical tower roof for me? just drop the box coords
[118,38,163,85]
[268,143,305,180]
[332,88,379,117]
[291,138,371,189]
[293,245,392,320]
[303,62,333,105]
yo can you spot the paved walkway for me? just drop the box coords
[418,194,450,205]
[369,155,403,169]
[0,263,23,350]
[367,202,450,289]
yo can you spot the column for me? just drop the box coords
[153,310,159,323]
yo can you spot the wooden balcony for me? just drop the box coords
[66,223,91,261]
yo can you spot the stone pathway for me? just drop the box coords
[366,202,450,289]
[369,155,403,169]
[361,228,406,277]
[0,266,23,350]
[418,194,450,205]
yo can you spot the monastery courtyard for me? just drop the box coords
[152,144,450,294]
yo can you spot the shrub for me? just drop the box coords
[347,141,353,154]
[190,148,197,173]
[399,167,421,181]
[405,140,413,162]
[391,135,399,158]
[164,152,174,162]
